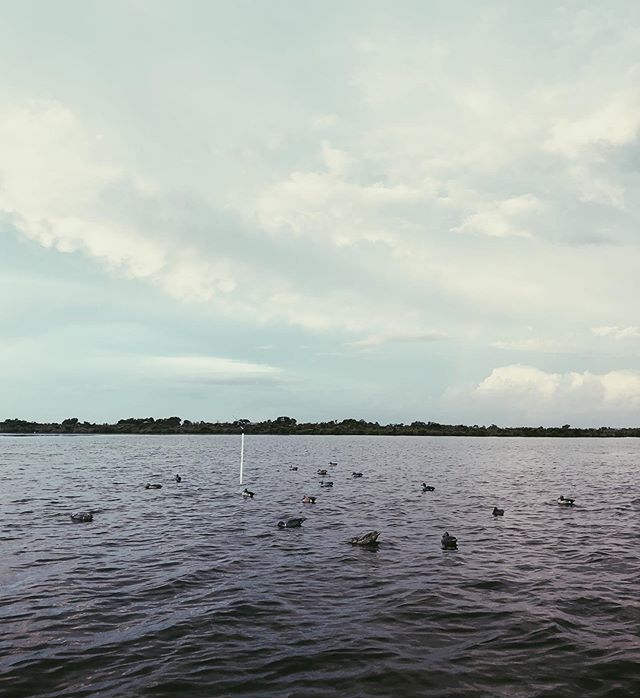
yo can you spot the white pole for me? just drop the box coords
[239,431,245,484]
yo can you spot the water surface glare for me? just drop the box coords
[1,435,639,697]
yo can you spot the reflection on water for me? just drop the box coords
[1,435,639,697]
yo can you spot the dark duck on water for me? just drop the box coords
[70,512,93,523]
[558,495,575,506]
[277,518,305,528]
[145,483,162,489]
[441,532,458,550]
[242,488,255,498]
[349,531,380,546]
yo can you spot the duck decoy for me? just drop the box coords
[558,495,575,506]
[145,483,162,489]
[352,472,363,478]
[289,466,298,471]
[421,483,435,492]
[320,481,334,488]
[441,532,458,550]
[70,512,93,523]
[175,474,182,483]
[277,517,305,528]
[328,461,338,466]
[242,488,255,498]
[302,495,316,503]
[492,507,504,516]
[317,469,328,476]
[349,531,380,546]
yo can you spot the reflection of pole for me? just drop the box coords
[239,431,245,484]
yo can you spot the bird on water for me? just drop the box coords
[70,512,93,523]
[242,488,255,498]
[492,507,504,516]
[441,532,458,550]
[175,474,182,482]
[145,483,162,489]
[320,481,334,488]
[421,483,435,492]
[277,518,305,528]
[557,495,575,506]
[349,531,380,546]
[302,495,316,503]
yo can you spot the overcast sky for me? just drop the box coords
[2,0,640,426]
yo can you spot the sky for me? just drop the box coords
[2,0,640,426]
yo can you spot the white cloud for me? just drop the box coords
[350,330,448,348]
[592,326,640,339]
[490,338,566,353]
[544,90,640,158]
[150,356,282,383]
[475,364,640,410]
[452,194,542,238]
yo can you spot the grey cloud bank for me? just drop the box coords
[2,1,640,426]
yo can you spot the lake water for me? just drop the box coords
[1,435,639,697]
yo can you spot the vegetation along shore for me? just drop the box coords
[2,417,640,437]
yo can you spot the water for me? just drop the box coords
[1,435,639,697]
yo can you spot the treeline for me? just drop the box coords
[2,416,640,437]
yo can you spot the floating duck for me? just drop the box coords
[242,488,255,498]
[145,483,162,489]
[302,495,316,503]
[317,469,328,475]
[352,472,363,478]
[277,517,305,528]
[441,532,458,550]
[328,461,338,466]
[175,474,182,483]
[289,466,298,471]
[70,512,93,523]
[558,496,575,506]
[349,531,380,546]
[320,481,334,488]
[421,483,435,492]
[492,507,505,516]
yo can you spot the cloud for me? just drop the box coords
[544,90,640,158]
[490,338,567,353]
[474,364,640,410]
[255,148,430,246]
[452,194,542,238]
[350,330,448,348]
[592,326,640,339]
[149,356,283,384]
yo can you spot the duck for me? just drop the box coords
[492,507,505,516]
[277,517,305,528]
[317,469,328,475]
[242,488,255,498]
[558,495,575,506]
[421,483,435,492]
[441,532,458,550]
[328,461,338,466]
[289,466,298,471]
[349,531,380,546]
[320,481,334,488]
[302,495,316,503]
[175,474,182,483]
[352,471,363,478]
[145,483,162,489]
[70,512,93,523]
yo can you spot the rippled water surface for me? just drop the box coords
[1,435,639,697]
